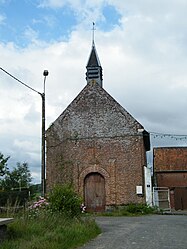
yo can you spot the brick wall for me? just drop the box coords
[46,82,148,207]
[154,147,187,172]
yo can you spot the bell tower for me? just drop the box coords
[86,23,103,87]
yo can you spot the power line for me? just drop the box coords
[2,66,186,143]
[150,131,187,141]
[0,67,41,96]
[150,131,187,137]
[1,66,49,197]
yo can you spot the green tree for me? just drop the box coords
[0,152,9,177]
[2,162,32,190]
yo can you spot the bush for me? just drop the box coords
[48,184,82,217]
[0,189,29,207]
[126,203,155,214]
[28,196,49,219]
[100,203,156,216]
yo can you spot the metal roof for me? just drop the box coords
[86,41,101,68]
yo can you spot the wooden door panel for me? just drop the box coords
[84,173,105,212]
[174,187,187,210]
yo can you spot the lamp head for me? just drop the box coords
[43,70,49,76]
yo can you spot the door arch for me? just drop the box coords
[84,172,105,212]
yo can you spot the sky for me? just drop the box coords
[1,0,187,183]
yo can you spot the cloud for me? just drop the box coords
[38,0,120,28]
[38,0,67,8]
[0,14,6,25]
[24,26,40,45]
[32,15,57,29]
[14,139,39,155]
[38,0,101,9]
[1,0,187,182]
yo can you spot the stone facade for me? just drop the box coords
[46,81,150,210]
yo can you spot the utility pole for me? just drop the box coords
[41,70,48,196]
[0,67,49,197]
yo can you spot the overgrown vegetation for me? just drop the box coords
[99,203,158,216]
[1,212,100,249]
[0,152,158,248]
[0,189,29,207]
[48,184,82,218]
[0,184,101,249]
[0,152,36,209]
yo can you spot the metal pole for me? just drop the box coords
[41,92,45,196]
[42,70,49,197]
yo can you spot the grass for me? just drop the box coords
[0,203,158,248]
[98,203,158,217]
[0,212,101,249]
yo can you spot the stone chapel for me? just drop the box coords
[46,37,150,211]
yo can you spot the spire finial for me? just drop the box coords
[86,22,103,87]
[92,22,95,45]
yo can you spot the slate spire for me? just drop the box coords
[86,23,103,87]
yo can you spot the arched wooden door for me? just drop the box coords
[84,172,105,212]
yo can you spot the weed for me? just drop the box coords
[99,203,157,216]
[1,212,101,249]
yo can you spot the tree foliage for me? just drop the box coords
[0,152,9,177]
[0,152,32,191]
[1,162,32,190]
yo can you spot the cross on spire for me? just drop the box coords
[86,22,103,87]
[92,22,96,45]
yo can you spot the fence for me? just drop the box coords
[0,189,30,212]
[153,187,171,212]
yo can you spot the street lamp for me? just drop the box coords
[0,67,49,196]
[41,70,49,197]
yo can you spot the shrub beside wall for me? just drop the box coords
[48,184,82,217]
[0,189,29,207]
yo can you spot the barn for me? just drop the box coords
[153,147,187,210]
[46,39,150,211]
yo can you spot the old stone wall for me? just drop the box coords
[47,135,146,205]
[46,82,148,206]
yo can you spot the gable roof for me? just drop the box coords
[47,82,150,151]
